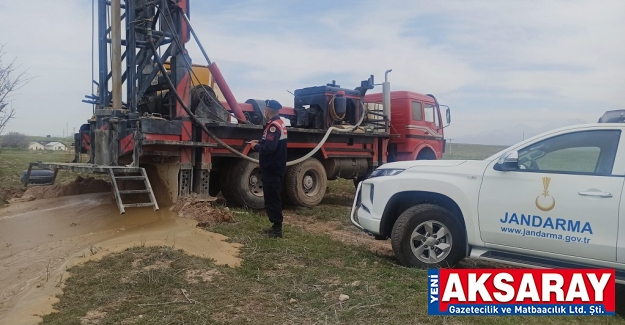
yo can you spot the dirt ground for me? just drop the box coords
[0,193,242,325]
[20,176,111,200]
[171,194,234,228]
[0,187,26,203]
[282,212,512,269]
[1,176,620,323]
[284,212,394,257]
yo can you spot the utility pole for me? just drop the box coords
[447,138,453,157]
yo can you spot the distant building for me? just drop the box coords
[44,142,67,151]
[28,141,45,150]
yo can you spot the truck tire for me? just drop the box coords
[209,170,220,197]
[281,179,296,206]
[352,166,374,188]
[219,164,244,207]
[391,204,465,268]
[228,153,265,209]
[285,158,327,207]
[416,149,436,160]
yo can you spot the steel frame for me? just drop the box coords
[84,0,186,113]
[64,0,395,206]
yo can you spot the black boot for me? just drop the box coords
[264,222,282,238]
[262,222,277,234]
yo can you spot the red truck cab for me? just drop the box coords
[364,91,449,162]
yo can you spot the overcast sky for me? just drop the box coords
[0,0,623,140]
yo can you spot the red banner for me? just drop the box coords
[429,269,615,316]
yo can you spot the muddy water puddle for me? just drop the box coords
[0,193,242,325]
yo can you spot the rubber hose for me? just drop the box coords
[149,42,366,167]
[328,95,345,121]
[287,102,367,166]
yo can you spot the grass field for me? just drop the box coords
[2,144,623,324]
[443,142,508,160]
[0,149,94,206]
[40,210,625,325]
[0,142,504,198]
[0,149,75,188]
[0,134,74,147]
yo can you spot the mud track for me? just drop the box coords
[0,193,242,325]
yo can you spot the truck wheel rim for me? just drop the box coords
[302,171,320,197]
[248,168,263,197]
[410,220,452,264]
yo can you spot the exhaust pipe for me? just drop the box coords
[382,69,392,133]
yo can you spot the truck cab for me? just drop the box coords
[364,91,450,162]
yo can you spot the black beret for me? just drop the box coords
[265,99,282,110]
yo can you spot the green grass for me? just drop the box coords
[443,143,508,160]
[292,204,351,224]
[41,212,625,324]
[0,142,506,198]
[8,143,625,323]
[0,148,96,205]
[0,135,74,147]
[0,149,76,188]
[26,135,73,146]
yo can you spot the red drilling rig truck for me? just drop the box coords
[24,0,450,214]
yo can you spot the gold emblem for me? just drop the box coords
[535,177,555,211]
[269,126,276,132]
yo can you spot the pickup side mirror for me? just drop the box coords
[494,150,519,171]
[446,108,451,125]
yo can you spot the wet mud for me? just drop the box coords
[0,193,242,325]
[0,187,26,204]
[21,176,111,200]
[172,195,234,227]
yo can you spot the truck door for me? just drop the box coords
[423,103,442,138]
[478,129,624,262]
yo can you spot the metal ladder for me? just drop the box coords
[108,167,159,214]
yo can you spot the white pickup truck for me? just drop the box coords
[350,123,625,283]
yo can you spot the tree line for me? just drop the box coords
[1,132,29,148]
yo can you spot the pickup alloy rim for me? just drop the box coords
[410,220,452,264]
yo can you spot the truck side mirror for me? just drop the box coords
[439,105,451,129]
[494,151,519,171]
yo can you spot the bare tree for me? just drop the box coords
[0,44,30,135]
[2,132,29,148]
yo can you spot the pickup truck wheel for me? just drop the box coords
[391,204,465,268]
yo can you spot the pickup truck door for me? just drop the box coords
[619,185,625,264]
[478,129,624,262]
